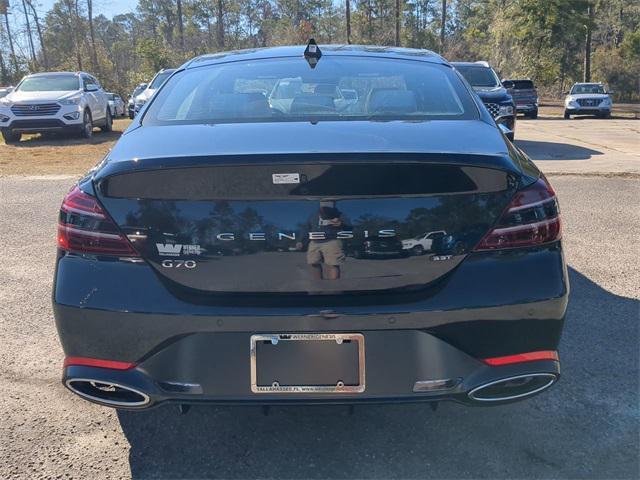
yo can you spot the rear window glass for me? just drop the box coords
[455,66,500,88]
[143,57,478,125]
[150,71,173,89]
[18,75,79,92]
[512,80,534,89]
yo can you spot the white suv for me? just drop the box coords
[401,231,447,255]
[564,82,613,119]
[0,71,111,143]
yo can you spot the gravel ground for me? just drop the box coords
[0,173,638,479]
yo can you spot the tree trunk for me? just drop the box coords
[21,0,36,66]
[216,0,224,48]
[394,0,400,46]
[3,12,19,76]
[0,38,8,84]
[345,0,351,44]
[583,2,593,83]
[440,0,446,54]
[367,0,372,41]
[176,0,184,52]
[25,0,47,68]
[87,0,99,75]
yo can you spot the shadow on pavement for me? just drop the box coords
[117,267,639,479]
[515,139,602,161]
[5,129,122,148]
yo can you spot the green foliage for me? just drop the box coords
[1,0,637,100]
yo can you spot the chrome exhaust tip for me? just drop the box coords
[468,373,557,402]
[66,378,150,407]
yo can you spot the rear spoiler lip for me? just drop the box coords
[93,152,524,184]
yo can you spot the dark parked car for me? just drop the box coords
[452,61,516,140]
[54,44,566,410]
[503,79,538,118]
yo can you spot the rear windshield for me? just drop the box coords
[143,57,478,125]
[512,80,534,89]
[132,86,146,97]
[149,71,174,89]
[18,75,79,92]
[455,66,500,88]
[571,84,605,94]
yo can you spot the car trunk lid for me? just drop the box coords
[95,156,518,295]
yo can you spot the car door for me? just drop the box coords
[83,75,104,121]
[91,76,108,120]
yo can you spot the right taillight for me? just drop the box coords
[58,185,139,256]
[475,176,561,251]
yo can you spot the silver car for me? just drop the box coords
[106,93,126,117]
[564,83,612,119]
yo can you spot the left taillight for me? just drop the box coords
[475,175,561,251]
[58,185,139,256]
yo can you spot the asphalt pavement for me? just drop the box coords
[0,119,638,479]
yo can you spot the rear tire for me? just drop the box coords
[100,109,113,132]
[80,110,93,139]
[527,108,538,119]
[2,129,21,144]
[563,110,571,119]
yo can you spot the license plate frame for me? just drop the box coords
[250,333,365,394]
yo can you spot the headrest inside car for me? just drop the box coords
[367,89,417,114]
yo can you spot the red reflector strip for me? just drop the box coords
[63,356,136,370]
[483,350,559,366]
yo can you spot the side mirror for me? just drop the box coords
[607,91,614,95]
[85,84,99,92]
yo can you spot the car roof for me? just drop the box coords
[185,45,447,69]
[450,61,491,68]
[573,82,603,86]
[27,71,85,77]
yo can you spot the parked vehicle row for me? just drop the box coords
[452,60,613,125]
[132,68,177,117]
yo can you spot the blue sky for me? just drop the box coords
[36,0,137,18]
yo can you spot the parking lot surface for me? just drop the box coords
[0,119,638,479]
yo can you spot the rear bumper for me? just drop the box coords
[515,103,537,112]
[62,334,560,409]
[54,242,568,408]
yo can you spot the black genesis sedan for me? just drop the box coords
[54,43,567,409]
